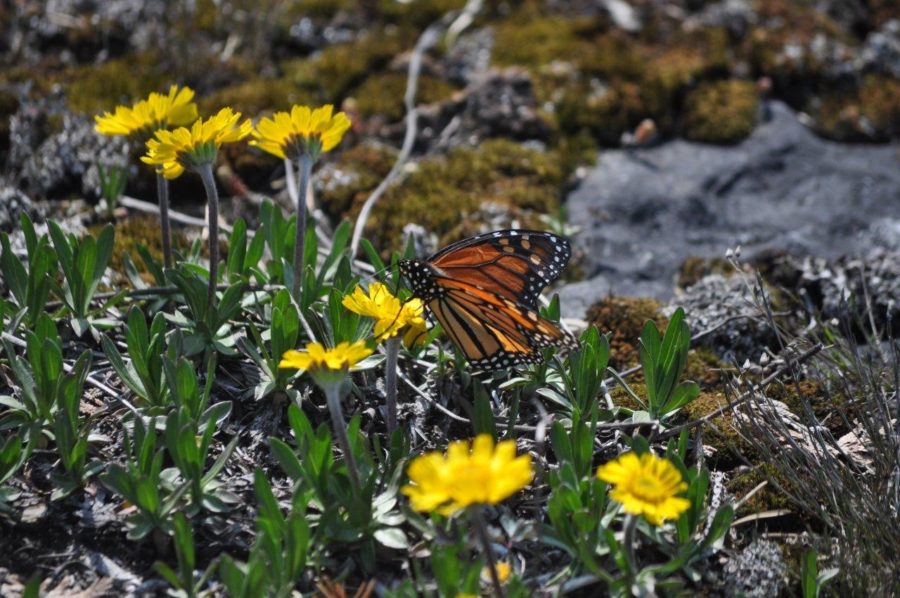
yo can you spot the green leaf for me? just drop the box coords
[269,437,304,481]
[802,549,818,598]
[374,527,409,549]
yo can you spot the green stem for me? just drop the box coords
[291,154,313,302]
[324,382,361,496]
[156,171,173,269]
[197,165,219,310]
[384,336,401,434]
[283,157,299,205]
[623,514,638,575]
[472,507,505,598]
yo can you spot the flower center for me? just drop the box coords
[630,473,666,503]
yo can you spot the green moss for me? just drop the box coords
[90,215,190,284]
[683,80,758,143]
[282,28,411,104]
[727,465,795,516]
[318,142,397,221]
[858,75,900,136]
[64,54,170,114]
[684,347,729,390]
[585,297,666,371]
[198,76,314,117]
[325,139,565,255]
[290,0,354,19]
[681,390,755,468]
[677,256,734,288]
[351,72,459,121]
[556,80,648,145]
[492,16,592,70]
[578,32,646,81]
[0,88,18,160]
[376,0,466,27]
[813,75,900,142]
[610,381,646,411]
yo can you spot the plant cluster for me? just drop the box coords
[0,82,841,597]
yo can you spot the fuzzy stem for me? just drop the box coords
[197,165,219,310]
[472,507,505,598]
[155,171,173,269]
[623,514,638,575]
[324,382,362,496]
[283,157,299,205]
[291,154,313,302]
[384,336,401,434]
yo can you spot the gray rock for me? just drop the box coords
[13,110,129,199]
[406,68,550,151]
[565,100,900,300]
[858,19,900,78]
[724,539,788,597]
[0,184,39,232]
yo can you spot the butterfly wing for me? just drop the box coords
[427,230,570,307]
[428,277,577,369]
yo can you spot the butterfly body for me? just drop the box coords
[399,230,577,369]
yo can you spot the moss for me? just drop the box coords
[585,297,666,371]
[492,16,594,71]
[198,76,315,118]
[317,142,397,221]
[812,75,900,142]
[90,215,189,284]
[764,378,853,437]
[325,139,565,255]
[376,0,466,27]
[683,80,758,144]
[610,381,646,412]
[351,72,459,121]
[63,54,170,114]
[282,28,411,104]
[684,347,729,390]
[681,390,755,468]
[727,465,795,516]
[287,0,354,20]
[677,255,734,288]
[0,88,18,161]
[578,32,646,81]
[556,80,648,145]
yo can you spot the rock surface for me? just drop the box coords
[564,100,900,309]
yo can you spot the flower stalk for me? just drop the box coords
[197,165,220,308]
[324,382,362,495]
[156,171,173,269]
[622,513,638,574]
[292,153,313,302]
[384,336,401,434]
[472,507,505,598]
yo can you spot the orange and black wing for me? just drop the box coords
[427,230,570,307]
[428,277,577,369]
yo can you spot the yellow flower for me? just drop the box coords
[402,435,533,516]
[596,452,690,526]
[480,561,512,585]
[342,282,427,346]
[95,85,198,139]
[250,104,351,160]
[141,108,252,179]
[279,340,373,372]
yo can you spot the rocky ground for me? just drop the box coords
[0,0,898,595]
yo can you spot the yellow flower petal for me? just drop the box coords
[142,107,250,179]
[342,282,427,342]
[251,103,351,160]
[95,85,198,139]
[597,452,690,526]
[278,340,373,373]
[402,435,533,515]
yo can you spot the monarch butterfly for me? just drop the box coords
[398,229,578,369]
